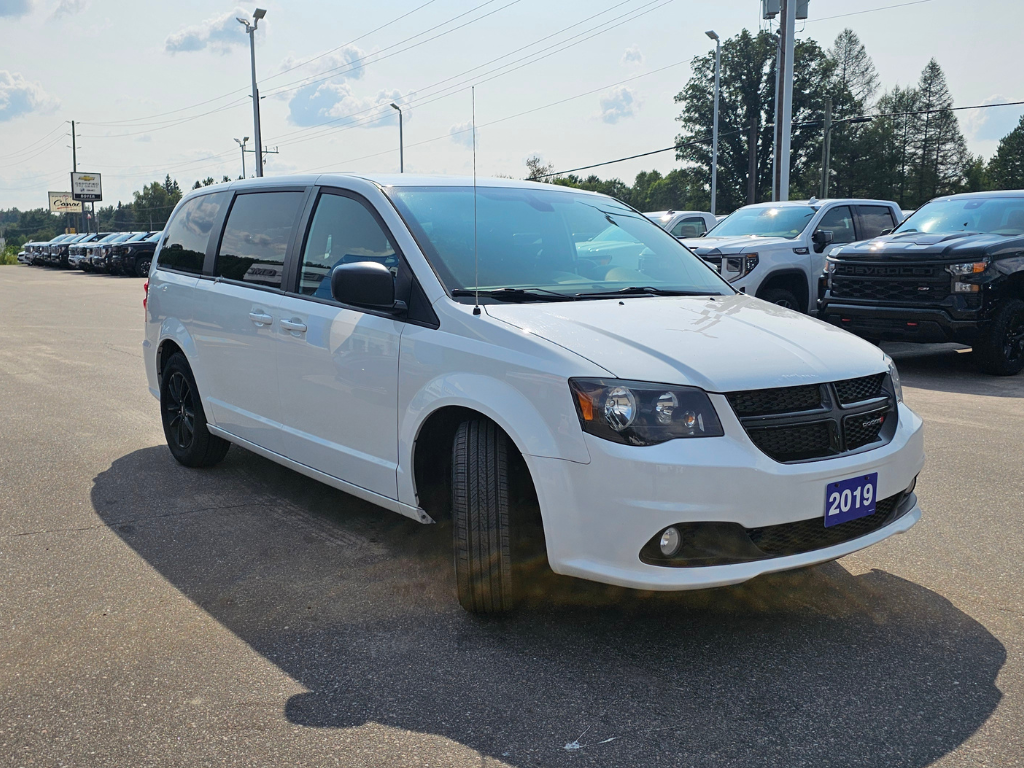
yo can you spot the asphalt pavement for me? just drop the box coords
[0,266,1021,767]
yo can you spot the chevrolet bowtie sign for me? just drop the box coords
[71,172,102,202]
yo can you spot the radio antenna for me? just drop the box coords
[472,86,481,316]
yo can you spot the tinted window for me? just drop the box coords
[895,197,1024,235]
[670,216,707,238]
[299,193,398,298]
[215,192,303,288]
[816,206,856,243]
[858,206,896,239]
[158,193,226,274]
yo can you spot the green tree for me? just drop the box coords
[822,29,879,198]
[911,59,971,204]
[132,177,183,230]
[988,115,1024,190]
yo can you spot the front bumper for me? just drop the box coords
[818,299,981,344]
[528,396,924,590]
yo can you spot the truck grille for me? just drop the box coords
[831,262,950,303]
[726,374,897,463]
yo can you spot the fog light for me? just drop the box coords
[659,527,681,557]
[953,282,980,293]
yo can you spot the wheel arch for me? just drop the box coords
[756,268,812,312]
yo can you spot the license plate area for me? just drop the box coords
[825,473,878,527]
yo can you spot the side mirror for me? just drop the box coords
[879,227,893,236]
[330,261,401,311]
[812,229,834,253]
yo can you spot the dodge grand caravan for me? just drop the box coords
[144,175,924,613]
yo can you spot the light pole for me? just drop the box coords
[706,30,721,216]
[237,8,266,177]
[390,103,404,173]
[234,136,249,178]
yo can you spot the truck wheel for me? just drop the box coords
[974,299,1024,376]
[136,257,152,277]
[452,419,516,614]
[760,287,802,312]
[160,353,231,467]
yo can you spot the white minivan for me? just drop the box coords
[144,175,925,613]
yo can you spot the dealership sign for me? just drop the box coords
[71,171,102,201]
[48,191,83,214]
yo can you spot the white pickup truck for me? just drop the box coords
[681,198,903,312]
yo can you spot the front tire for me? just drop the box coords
[136,256,151,277]
[160,353,230,467]
[452,420,515,614]
[760,287,802,312]
[974,298,1024,375]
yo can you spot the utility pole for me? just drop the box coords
[820,96,832,198]
[705,30,721,215]
[390,103,404,172]
[235,137,249,178]
[237,9,267,177]
[244,145,278,169]
[775,0,796,201]
[771,31,782,201]
[747,117,758,204]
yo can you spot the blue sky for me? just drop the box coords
[1,0,1022,210]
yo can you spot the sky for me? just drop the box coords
[1,0,1022,211]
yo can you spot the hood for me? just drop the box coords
[837,230,1024,260]
[485,294,886,392]
[680,235,795,255]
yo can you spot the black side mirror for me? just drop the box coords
[812,229,834,253]
[879,228,893,236]
[331,261,402,311]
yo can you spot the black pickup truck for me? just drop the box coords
[819,191,1024,375]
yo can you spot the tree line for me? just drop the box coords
[535,27,1024,214]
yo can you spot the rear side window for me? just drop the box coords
[215,191,304,288]
[298,193,398,297]
[670,216,707,238]
[858,206,897,239]
[158,193,226,274]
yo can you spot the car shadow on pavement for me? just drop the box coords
[883,342,1024,398]
[92,445,1005,767]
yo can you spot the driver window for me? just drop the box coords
[299,193,398,298]
[670,217,707,238]
[816,206,856,243]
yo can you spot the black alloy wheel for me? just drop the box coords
[136,257,151,277]
[975,298,1024,376]
[759,287,802,313]
[164,371,196,451]
[159,353,231,467]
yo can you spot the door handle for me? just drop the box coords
[280,318,307,333]
[249,311,273,326]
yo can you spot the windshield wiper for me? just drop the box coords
[575,286,719,299]
[450,287,574,302]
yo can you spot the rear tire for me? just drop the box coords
[760,287,802,312]
[974,298,1024,375]
[160,353,230,467]
[452,419,515,614]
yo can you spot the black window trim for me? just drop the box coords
[283,184,439,329]
[205,185,313,296]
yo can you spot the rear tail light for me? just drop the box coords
[143,281,149,314]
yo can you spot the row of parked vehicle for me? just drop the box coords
[18,230,162,277]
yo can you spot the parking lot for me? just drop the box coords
[1,266,1021,767]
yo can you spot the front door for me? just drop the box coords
[275,190,403,499]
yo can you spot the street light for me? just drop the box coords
[390,103,404,173]
[237,9,267,177]
[234,136,249,178]
[706,30,721,216]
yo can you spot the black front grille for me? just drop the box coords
[747,420,838,462]
[834,373,884,404]
[831,262,950,304]
[726,375,897,463]
[727,384,823,417]
[748,494,901,557]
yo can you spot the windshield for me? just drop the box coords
[146,232,163,242]
[125,232,149,242]
[895,197,1024,236]
[707,205,816,239]
[386,186,731,300]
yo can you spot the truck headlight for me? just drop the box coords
[947,260,988,276]
[569,379,724,446]
[883,354,903,403]
[722,253,758,282]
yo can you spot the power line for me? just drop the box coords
[0,123,67,160]
[806,0,935,23]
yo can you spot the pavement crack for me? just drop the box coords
[2,502,259,539]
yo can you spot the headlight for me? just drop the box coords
[721,253,758,282]
[824,258,838,274]
[883,354,903,403]
[947,260,988,276]
[569,378,724,446]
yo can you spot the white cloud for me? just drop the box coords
[962,94,1024,143]
[51,0,86,19]
[274,46,366,102]
[165,7,254,55]
[449,121,475,149]
[287,81,410,129]
[621,45,644,66]
[598,86,639,124]
[0,70,59,122]
[0,0,31,18]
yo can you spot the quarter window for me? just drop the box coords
[298,193,398,298]
[816,206,856,243]
[215,191,304,288]
[858,206,897,239]
[157,192,226,274]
